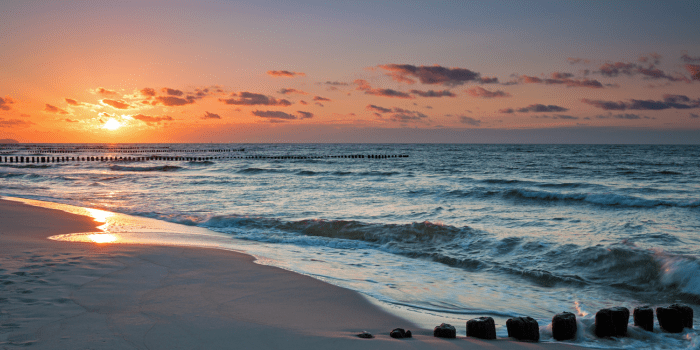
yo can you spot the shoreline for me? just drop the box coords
[0,197,580,349]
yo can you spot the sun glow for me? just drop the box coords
[88,233,118,243]
[103,118,122,130]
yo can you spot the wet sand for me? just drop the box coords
[0,198,579,349]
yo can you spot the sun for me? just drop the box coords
[103,118,122,130]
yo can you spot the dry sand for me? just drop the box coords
[0,198,580,349]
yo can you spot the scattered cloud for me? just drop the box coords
[532,114,579,120]
[509,104,569,113]
[0,118,34,128]
[690,113,699,119]
[299,100,308,105]
[156,96,196,106]
[498,108,515,114]
[378,64,480,85]
[219,92,291,106]
[132,114,173,125]
[44,104,69,114]
[201,111,221,119]
[313,96,331,102]
[582,95,700,110]
[102,99,131,109]
[595,113,645,120]
[162,88,184,96]
[479,77,499,84]
[252,110,297,122]
[65,98,82,106]
[354,79,413,99]
[323,81,349,86]
[465,87,511,98]
[366,104,392,113]
[458,116,481,126]
[368,104,428,123]
[140,87,156,97]
[65,118,79,122]
[686,64,700,80]
[567,57,590,65]
[0,96,16,111]
[278,88,308,95]
[410,89,456,98]
[96,87,118,96]
[598,61,687,81]
[520,73,604,88]
[638,53,662,65]
[267,70,305,78]
[297,111,314,119]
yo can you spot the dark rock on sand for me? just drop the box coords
[633,306,654,332]
[552,312,577,341]
[357,331,373,339]
[389,328,412,339]
[467,317,496,340]
[657,304,693,333]
[506,316,539,342]
[433,323,456,338]
[595,307,629,338]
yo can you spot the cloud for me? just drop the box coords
[567,57,590,65]
[682,53,700,63]
[0,118,34,128]
[532,114,579,120]
[597,61,687,81]
[465,87,511,98]
[252,110,297,122]
[354,79,413,99]
[65,98,82,106]
[0,96,16,111]
[140,88,156,97]
[202,111,221,119]
[297,111,314,119]
[582,95,700,110]
[65,118,79,122]
[299,100,308,105]
[278,88,308,95]
[459,116,481,126]
[638,53,662,65]
[267,70,305,78]
[520,74,604,88]
[219,92,292,106]
[691,113,699,119]
[513,104,569,113]
[686,64,700,80]
[498,108,515,114]
[102,99,131,109]
[156,96,196,106]
[162,88,184,96]
[479,77,499,84]
[44,104,69,114]
[366,104,392,113]
[377,64,480,86]
[313,96,331,102]
[96,87,118,96]
[410,89,456,98]
[595,113,644,120]
[132,114,173,125]
[323,81,349,86]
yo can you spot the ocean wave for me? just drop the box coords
[237,167,284,174]
[505,189,700,208]
[110,165,182,172]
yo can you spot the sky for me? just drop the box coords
[1,0,699,143]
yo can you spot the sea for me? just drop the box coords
[1,143,699,349]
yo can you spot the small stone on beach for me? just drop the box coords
[390,328,411,338]
[357,331,373,339]
[433,323,456,338]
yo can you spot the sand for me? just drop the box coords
[0,198,580,349]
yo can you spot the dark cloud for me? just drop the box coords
[378,64,480,86]
[44,104,69,114]
[520,74,604,88]
[459,116,481,126]
[387,108,428,123]
[638,53,662,65]
[553,114,578,120]
[252,110,297,122]
[691,113,699,119]
[219,92,291,106]
[299,100,308,105]
[409,89,456,98]
[156,96,196,106]
[366,104,392,113]
[162,88,184,96]
[323,81,349,86]
[686,64,700,80]
[479,77,499,84]
[465,87,511,98]
[354,79,413,99]
[297,111,313,119]
[0,96,16,111]
[598,61,686,81]
[582,95,700,111]
[201,111,221,119]
[140,88,156,97]
[515,104,569,113]
[96,87,118,96]
[682,54,700,63]
[313,96,331,102]
[267,70,305,78]
[65,98,81,106]
[595,113,644,120]
[0,118,34,128]
[132,114,173,125]
[102,99,131,109]
[278,88,308,95]
[498,108,515,114]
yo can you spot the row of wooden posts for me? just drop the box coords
[1,148,245,154]
[1,154,409,163]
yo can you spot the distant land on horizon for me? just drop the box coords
[0,139,19,144]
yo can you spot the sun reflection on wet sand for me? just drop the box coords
[88,233,118,243]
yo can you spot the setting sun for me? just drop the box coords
[103,118,122,130]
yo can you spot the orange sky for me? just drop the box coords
[1,1,699,143]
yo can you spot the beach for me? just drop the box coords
[0,198,583,349]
